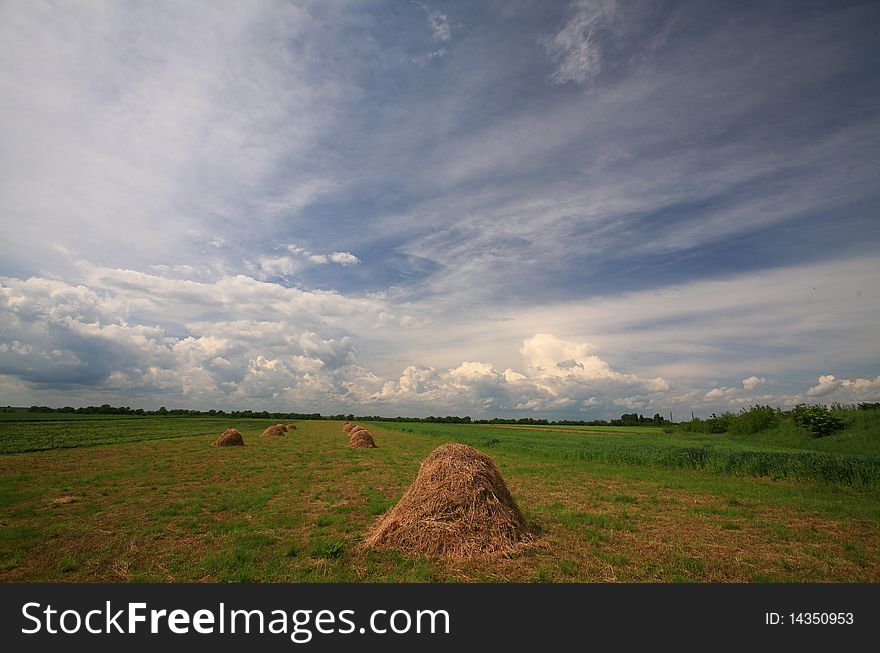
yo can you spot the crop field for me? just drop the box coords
[1,416,879,582]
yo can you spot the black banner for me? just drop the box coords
[1,583,876,651]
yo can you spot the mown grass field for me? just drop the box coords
[1,417,878,582]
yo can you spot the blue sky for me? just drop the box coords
[1,0,879,418]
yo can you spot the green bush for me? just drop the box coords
[728,405,778,435]
[705,412,733,433]
[790,404,845,438]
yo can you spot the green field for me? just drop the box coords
[1,416,878,582]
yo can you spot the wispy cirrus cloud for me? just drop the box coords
[542,0,620,85]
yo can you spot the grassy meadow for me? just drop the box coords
[0,415,878,582]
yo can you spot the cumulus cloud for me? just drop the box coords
[521,333,668,390]
[258,246,359,276]
[0,265,398,410]
[704,387,738,400]
[328,252,360,266]
[369,333,670,414]
[742,376,769,391]
[2,270,877,418]
[258,256,303,278]
[309,252,360,266]
[804,374,880,402]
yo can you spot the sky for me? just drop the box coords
[1,0,879,419]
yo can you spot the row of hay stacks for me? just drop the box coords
[215,420,529,560]
[363,443,531,560]
[212,422,297,446]
[342,421,376,448]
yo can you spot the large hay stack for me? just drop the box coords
[348,429,377,448]
[261,425,287,437]
[212,429,244,447]
[363,443,528,559]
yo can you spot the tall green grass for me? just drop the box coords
[377,420,880,488]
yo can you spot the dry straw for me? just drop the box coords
[363,443,530,559]
[261,425,287,437]
[342,422,354,433]
[348,429,377,448]
[286,424,297,430]
[212,429,244,447]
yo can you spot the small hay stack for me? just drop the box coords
[276,423,289,432]
[362,443,529,559]
[342,422,354,433]
[286,424,297,430]
[261,425,287,437]
[349,425,366,437]
[212,429,244,446]
[348,429,377,448]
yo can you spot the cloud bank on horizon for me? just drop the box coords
[1,0,878,418]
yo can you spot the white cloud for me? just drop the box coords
[0,270,391,410]
[259,248,359,275]
[742,375,769,391]
[543,0,619,85]
[414,3,451,42]
[704,387,738,400]
[427,10,450,42]
[258,256,303,277]
[368,333,670,415]
[2,272,878,417]
[0,1,353,273]
[328,252,360,266]
[804,374,880,402]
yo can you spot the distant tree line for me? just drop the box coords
[20,404,324,420]
[17,404,669,426]
[15,403,878,435]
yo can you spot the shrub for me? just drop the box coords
[728,405,777,435]
[705,412,733,433]
[790,404,845,438]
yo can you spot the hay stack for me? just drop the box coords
[212,429,244,446]
[363,443,528,559]
[349,425,366,437]
[276,423,288,432]
[261,425,287,437]
[348,429,377,448]
[286,424,297,430]
[342,422,354,433]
